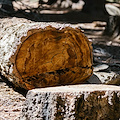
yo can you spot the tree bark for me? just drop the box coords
[0,18,93,90]
[20,85,120,120]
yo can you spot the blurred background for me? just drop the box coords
[0,0,120,36]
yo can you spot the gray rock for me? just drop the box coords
[20,85,120,120]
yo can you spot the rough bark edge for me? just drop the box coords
[20,84,120,120]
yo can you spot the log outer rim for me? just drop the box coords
[28,84,120,93]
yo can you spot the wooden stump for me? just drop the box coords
[0,18,93,90]
[20,85,120,120]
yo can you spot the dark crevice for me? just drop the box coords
[54,96,65,120]
[0,72,28,97]
[32,99,36,105]
[49,71,55,75]
[27,79,31,82]
[65,68,69,72]
[56,69,65,75]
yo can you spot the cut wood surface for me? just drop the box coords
[0,18,93,90]
[20,84,120,120]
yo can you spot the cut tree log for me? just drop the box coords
[20,84,120,120]
[0,18,93,90]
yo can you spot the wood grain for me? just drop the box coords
[0,20,93,90]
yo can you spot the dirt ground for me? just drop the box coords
[0,81,26,120]
[0,1,120,119]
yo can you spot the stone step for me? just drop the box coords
[20,84,120,120]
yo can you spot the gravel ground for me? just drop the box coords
[0,80,26,120]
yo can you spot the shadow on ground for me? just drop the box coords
[0,9,108,23]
